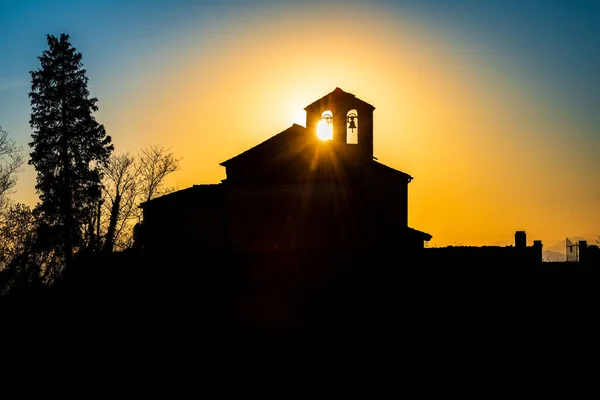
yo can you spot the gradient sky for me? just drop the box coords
[1,0,598,248]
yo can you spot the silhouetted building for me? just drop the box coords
[578,241,600,266]
[566,237,580,262]
[423,230,543,265]
[515,231,527,248]
[138,87,432,253]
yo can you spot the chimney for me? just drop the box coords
[515,231,526,248]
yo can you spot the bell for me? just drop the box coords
[348,116,357,132]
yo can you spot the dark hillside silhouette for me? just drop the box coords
[2,245,598,349]
[1,87,598,352]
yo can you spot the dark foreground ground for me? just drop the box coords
[1,249,598,360]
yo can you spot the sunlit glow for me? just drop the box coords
[294,109,307,127]
[316,119,333,141]
[30,3,595,250]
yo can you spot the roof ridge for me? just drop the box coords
[219,124,306,166]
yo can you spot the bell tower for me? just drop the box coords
[304,87,375,160]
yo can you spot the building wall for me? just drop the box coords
[141,179,414,253]
[142,199,226,252]
[224,183,363,251]
[579,241,600,265]
[423,245,543,266]
[420,231,543,266]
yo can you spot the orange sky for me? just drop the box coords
[7,2,599,249]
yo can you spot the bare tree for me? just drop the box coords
[138,145,181,204]
[0,203,50,296]
[101,152,139,253]
[0,203,36,271]
[0,126,24,215]
[97,145,181,253]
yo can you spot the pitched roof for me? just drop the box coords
[219,124,307,167]
[368,160,413,182]
[303,87,375,111]
[407,227,433,242]
[218,123,413,185]
[139,184,222,208]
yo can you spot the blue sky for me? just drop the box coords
[2,0,598,135]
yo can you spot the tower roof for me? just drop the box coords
[303,87,375,112]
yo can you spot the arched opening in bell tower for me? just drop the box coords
[346,109,358,144]
[316,110,333,141]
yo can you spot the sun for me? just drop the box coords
[316,119,333,141]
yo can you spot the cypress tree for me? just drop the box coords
[29,33,113,271]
